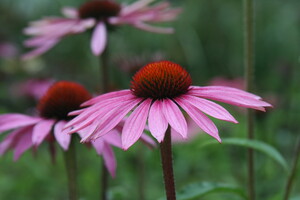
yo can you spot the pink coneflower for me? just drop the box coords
[22,0,181,59]
[0,81,154,176]
[65,61,272,150]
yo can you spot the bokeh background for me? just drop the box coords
[1,0,300,199]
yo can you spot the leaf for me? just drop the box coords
[176,181,248,200]
[199,138,288,172]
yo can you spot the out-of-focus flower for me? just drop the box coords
[0,81,154,176]
[65,61,272,150]
[10,78,55,101]
[0,42,18,58]
[22,0,181,59]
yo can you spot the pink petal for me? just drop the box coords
[91,22,107,56]
[54,120,71,151]
[92,138,104,155]
[0,126,30,155]
[81,98,142,142]
[188,87,272,111]
[102,143,117,177]
[132,22,174,34]
[70,97,138,135]
[13,127,34,161]
[148,100,168,142]
[122,99,152,150]
[102,130,122,149]
[181,95,238,123]
[191,86,261,99]
[65,92,134,130]
[21,39,59,60]
[162,99,187,139]
[0,114,41,133]
[140,133,157,148]
[32,119,55,146]
[175,98,221,142]
[81,89,131,106]
[62,7,79,18]
[121,0,154,15]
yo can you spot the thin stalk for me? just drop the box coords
[63,137,78,200]
[283,136,300,200]
[160,127,176,200]
[244,0,255,199]
[99,41,110,200]
[137,146,146,200]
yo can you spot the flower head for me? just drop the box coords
[22,0,181,59]
[65,61,272,150]
[0,81,156,176]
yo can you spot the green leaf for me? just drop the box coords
[176,182,248,200]
[199,138,288,172]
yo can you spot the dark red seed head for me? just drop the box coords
[78,0,121,20]
[37,81,92,120]
[130,61,192,99]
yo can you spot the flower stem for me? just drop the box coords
[98,41,110,200]
[283,136,300,200]
[243,0,255,199]
[63,137,78,200]
[160,127,176,200]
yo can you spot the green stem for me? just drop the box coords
[101,160,109,200]
[283,136,300,200]
[160,127,176,200]
[63,137,78,200]
[244,0,255,199]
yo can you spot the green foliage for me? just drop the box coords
[200,138,289,172]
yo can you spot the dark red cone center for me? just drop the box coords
[78,0,121,20]
[38,81,92,120]
[130,61,192,99]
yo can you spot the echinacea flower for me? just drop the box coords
[22,0,181,59]
[65,61,272,150]
[0,81,154,176]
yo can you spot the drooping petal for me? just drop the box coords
[102,143,117,177]
[188,86,272,111]
[162,99,187,139]
[91,21,107,56]
[0,126,31,156]
[181,95,238,123]
[81,89,131,106]
[81,98,142,142]
[132,22,174,34]
[102,130,122,149]
[32,119,55,146]
[122,99,152,150]
[175,98,221,142]
[92,138,104,155]
[140,133,157,148]
[21,39,59,60]
[121,0,154,15]
[54,120,71,151]
[62,7,79,18]
[0,114,41,133]
[148,100,168,142]
[13,127,34,161]
[191,86,261,99]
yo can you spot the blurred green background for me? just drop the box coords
[1,0,300,199]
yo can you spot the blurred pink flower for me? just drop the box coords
[22,0,181,59]
[0,81,154,176]
[0,42,18,58]
[11,78,55,101]
[65,61,272,150]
